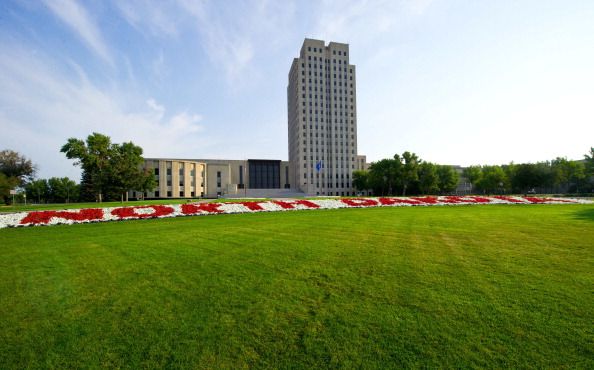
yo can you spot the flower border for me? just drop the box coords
[0,196,591,229]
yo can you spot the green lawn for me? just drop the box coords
[1,205,593,368]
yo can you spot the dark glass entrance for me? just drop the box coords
[248,159,280,189]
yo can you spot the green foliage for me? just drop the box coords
[352,170,369,191]
[585,147,594,173]
[418,162,439,194]
[0,149,35,184]
[61,133,111,202]
[25,177,79,203]
[462,166,482,192]
[367,158,401,195]
[437,165,459,194]
[1,205,593,368]
[475,165,508,194]
[400,151,420,196]
[0,173,19,204]
[510,163,545,193]
[25,179,49,203]
[0,150,36,203]
[61,133,154,202]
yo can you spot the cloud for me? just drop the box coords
[311,0,432,43]
[0,45,207,179]
[115,0,180,37]
[114,0,294,84]
[42,0,113,65]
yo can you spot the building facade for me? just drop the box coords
[288,39,359,196]
[132,38,367,199]
[132,158,292,199]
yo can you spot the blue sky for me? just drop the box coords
[1,0,593,180]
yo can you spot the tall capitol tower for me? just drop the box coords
[287,38,361,196]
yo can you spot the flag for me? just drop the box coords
[316,160,323,172]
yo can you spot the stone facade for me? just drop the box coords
[288,39,360,196]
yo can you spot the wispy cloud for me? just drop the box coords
[114,0,295,84]
[311,0,433,42]
[115,0,180,37]
[42,0,113,65]
[0,45,207,179]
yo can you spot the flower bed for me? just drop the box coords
[0,196,591,229]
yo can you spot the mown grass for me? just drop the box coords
[1,204,593,368]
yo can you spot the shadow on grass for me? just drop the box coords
[573,208,594,222]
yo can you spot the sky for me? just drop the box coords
[1,0,593,180]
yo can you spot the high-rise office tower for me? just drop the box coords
[288,38,358,196]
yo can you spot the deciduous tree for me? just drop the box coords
[437,165,459,194]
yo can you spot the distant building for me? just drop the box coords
[133,39,366,199]
[131,158,295,199]
[288,38,363,196]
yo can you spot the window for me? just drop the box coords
[154,168,159,175]
[167,191,172,197]
[155,191,159,197]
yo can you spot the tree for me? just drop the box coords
[437,165,459,194]
[401,151,420,196]
[418,162,439,194]
[48,177,79,203]
[26,179,49,203]
[585,148,594,191]
[61,133,112,202]
[475,165,508,194]
[586,147,594,169]
[352,170,369,192]
[551,157,586,193]
[61,133,153,202]
[462,166,482,193]
[510,163,543,193]
[368,158,401,196]
[0,149,36,185]
[108,142,156,201]
[0,173,19,204]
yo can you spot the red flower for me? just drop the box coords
[273,200,320,209]
[378,197,422,205]
[341,198,378,207]
[411,196,438,204]
[237,202,265,211]
[181,203,224,214]
[111,205,174,219]
[493,196,524,203]
[20,208,104,225]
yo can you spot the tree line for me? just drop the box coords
[25,177,79,203]
[352,151,460,196]
[354,148,594,196]
[1,132,155,204]
[463,152,594,194]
